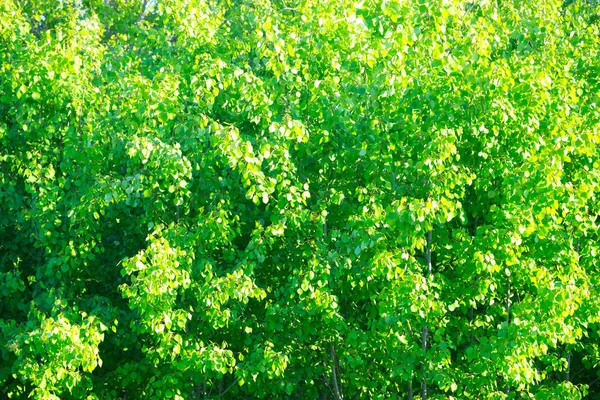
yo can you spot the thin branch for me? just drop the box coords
[330,345,343,400]
[426,230,432,276]
[566,351,571,382]
[136,0,150,24]
[218,376,240,397]
[421,230,432,399]
[421,325,428,400]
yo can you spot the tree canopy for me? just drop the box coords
[1,0,600,398]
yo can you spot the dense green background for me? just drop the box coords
[2,0,600,398]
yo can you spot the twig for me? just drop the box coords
[330,345,343,400]
[136,0,150,24]
[218,376,241,397]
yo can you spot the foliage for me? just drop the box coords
[1,0,600,398]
